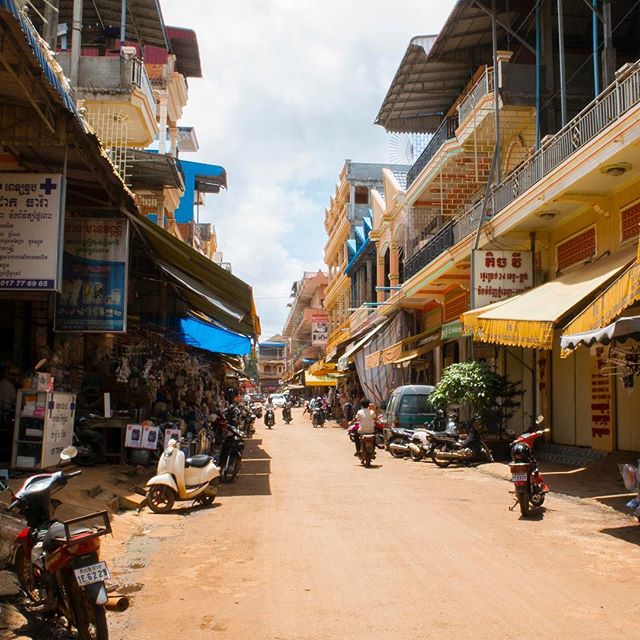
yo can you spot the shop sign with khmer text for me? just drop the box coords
[0,173,65,291]
[473,250,532,308]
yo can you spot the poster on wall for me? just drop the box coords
[472,250,533,308]
[42,393,76,468]
[54,218,129,332]
[0,173,65,291]
[311,314,328,346]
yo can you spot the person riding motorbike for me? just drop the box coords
[351,398,376,457]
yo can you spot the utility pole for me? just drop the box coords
[69,0,83,88]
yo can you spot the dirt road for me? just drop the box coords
[108,409,640,640]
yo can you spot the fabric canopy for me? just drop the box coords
[125,210,259,337]
[559,261,640,347]
[338,318,393,370]
[463,249,635,350]
[304,372,337,387]
[560,316,640,351]
[177,317,251,356]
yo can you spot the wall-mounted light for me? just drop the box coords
[600,162,632,177]
[536,210,558,221]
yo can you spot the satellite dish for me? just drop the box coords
[388,133,431,165]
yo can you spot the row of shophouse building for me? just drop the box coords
[284,0,640,454]
[0,0,259,466]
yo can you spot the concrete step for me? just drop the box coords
[535,443,608,467]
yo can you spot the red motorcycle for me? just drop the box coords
[8,448,128,639]
[509,416,550,517]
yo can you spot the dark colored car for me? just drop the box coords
[383,385,437,444]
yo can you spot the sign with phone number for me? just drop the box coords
[0,173,64,292]
[0,279,55,288]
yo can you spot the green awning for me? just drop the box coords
[125,211,259,337]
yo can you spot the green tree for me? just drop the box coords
[429,361,521,432]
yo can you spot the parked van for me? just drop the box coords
[383,385,437,441]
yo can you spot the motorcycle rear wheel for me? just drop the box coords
[518,490,530,517]
[431,443,452,468]
[147,486,176,514]
[65,572,108,640]
[363,451,371,467]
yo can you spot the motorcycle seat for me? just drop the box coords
[41,522,94,552]
[185,454,212,468]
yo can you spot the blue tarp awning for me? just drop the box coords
[177,317,251,356]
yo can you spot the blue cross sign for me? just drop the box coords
[40,178,57,195]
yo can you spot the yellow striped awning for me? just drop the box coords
[462,249,635,350]
[560,261,640,355]
[304,371,337,387]
[308,361,336,376]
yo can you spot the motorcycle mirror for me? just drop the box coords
[34,358,47,372]
[60,445,78,461]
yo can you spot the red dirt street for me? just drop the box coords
[107,408,640,640]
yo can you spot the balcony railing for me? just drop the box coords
[131,58,157,120]
[403,59,640,281]
[404,222,454,279]
[406,114,459,188]
[458,66,494,125]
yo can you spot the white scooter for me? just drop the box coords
[145,439,220,513]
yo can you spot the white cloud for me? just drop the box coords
[161,0,456,337]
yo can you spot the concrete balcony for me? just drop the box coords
[57,53,158,146]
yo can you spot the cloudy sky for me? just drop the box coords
[162,0,456,338]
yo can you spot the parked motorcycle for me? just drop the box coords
[312,407,325,428]
[8,446,127,640]
[432,417,494,467]
[145,438,220,513]
[358,434,377,468]
[74,417,107,466]
[264,408,275,429]
[218,425,245,483]
[509,417,550,517]
[386,426,415,458]
[282,405,292,424]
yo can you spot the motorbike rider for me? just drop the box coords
[459,416,483,457]
[351,398,376,457]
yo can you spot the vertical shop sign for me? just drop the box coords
[42,393,76,468]
[590,346,615,451]
[0,173,65,291]
[55,218,129,332]
[472,250,532,307]
[312,314,328,346]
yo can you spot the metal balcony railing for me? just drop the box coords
[404,222,454,279]
[458,66,494,125]
[406,114,459,188]
[131,58,157,119]
[404,60,640,281]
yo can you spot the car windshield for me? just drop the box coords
[399,394,433,414]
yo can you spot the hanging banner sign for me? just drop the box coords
[312,314,328,346]
[473,250,533,308]
[55,218,129,332]
[0,173,65,291]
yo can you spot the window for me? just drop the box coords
[556,227,596,271]
[399,394,433,414]
[621,201,640,242]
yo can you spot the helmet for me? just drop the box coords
[510,442,531,462]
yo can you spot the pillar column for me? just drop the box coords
[157,92,168,154]
[376,256,385,304]
[389,243,400,288]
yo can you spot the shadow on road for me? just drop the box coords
[219,435,272,497]
[600,524,640,545]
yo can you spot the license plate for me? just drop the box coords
[511,473,528,483]
[74,562,110,586]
